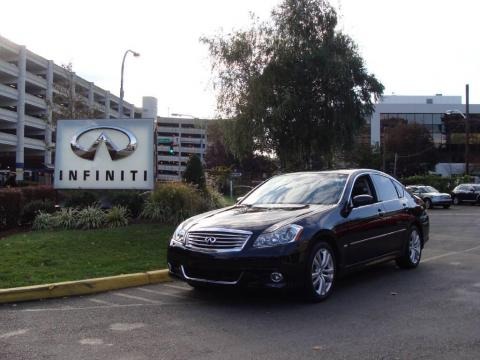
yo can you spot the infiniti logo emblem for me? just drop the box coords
[205,237,217,245]
[70,125,137,161]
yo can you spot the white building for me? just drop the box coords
[0,35,143,181]
[370,94,480,146]
[157,116,207,181]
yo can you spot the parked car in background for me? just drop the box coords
[406,185,452,209]
[168,169,429,302]
[451,184,480,205]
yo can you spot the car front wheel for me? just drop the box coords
[304,242,336,302]
[453,196,460,205]
[396,226,422,269]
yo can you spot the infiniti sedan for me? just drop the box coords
[167,169,429,302]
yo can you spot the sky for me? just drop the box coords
[2,0,480,118]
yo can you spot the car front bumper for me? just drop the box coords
[167,244,308,289]
[431,198,452,206]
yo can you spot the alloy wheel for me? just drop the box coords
[409,229,422,264]
[311,248,335,296]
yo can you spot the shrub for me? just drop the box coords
[20,185,56,203]
[0,188,23,229]
[32,212,56,230]
[183,155,206,190]
[76,206,106,230]
[21,200,56,224]
[401,174,476,193]
[54,208,79,230]
[107,191,145,218]
[105,206,129,228]
[204,186,228,209]
[62,191,99,209]
[141,182,204,223]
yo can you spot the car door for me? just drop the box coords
[457,185,471,202]
[370,174,407,255]
[337,174,390,266]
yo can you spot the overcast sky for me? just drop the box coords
[2,0,479,118]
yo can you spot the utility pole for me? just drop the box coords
[393,153,398,178]
[465,84,470,175]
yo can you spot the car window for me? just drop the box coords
[241,173,348,205]
[392,180,405,198]
[371,174,399,201]
[351,175,376,201]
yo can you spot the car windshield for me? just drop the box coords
[423,186,439,193]
[241,173,348,206]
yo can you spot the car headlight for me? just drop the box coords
[170,222,187,246]
[253,224,303,248]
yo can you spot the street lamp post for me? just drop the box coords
[119,49,140,118]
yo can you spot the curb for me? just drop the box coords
[0,269,171,304]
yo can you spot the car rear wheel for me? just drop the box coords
[396,226,422,269]
[304,242,336,302]
[424,198,433,209]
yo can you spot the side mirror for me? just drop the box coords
[236,196,244,203]
[352,194,374,207]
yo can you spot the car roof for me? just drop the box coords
[283,169,388,177]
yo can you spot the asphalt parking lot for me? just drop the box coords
[1,206,480,360]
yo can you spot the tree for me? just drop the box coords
[202,0,383,170]
[183,155,206,190]
[49,63,100,123]
[383,123,437,177]
[205,120,235,169]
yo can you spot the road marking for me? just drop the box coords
[112,292,161,304]
[0,329,29,339]
[79,338,105,345]
[137,287,187,299]
[22,304,145,312]
[109,323,145,331]
[163,283,191,291]
[423,244,480,263]
[89,298,118,306]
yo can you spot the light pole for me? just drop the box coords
[446,108,469,175]
[119,49,140,118]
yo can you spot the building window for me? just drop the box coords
[426,98,433,104]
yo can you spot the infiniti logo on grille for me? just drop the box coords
[205,237,217,245]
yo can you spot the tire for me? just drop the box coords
[453,196,460,205]
[424,198,433,209]
[396,226,422,269]
[443,205,450,209]
[304,242,336,302]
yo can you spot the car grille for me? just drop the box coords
[185,228,252,252]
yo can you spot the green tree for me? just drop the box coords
[202,0,383,170]
[384,123,437,177]
[183,155,206,190]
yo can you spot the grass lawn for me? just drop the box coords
[0,223,174,289]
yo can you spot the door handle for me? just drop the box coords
[378,209,384,217]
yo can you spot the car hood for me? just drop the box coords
[183,204,333,233]
[424,192,450,197]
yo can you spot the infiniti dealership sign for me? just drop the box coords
[54,119,155,189]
